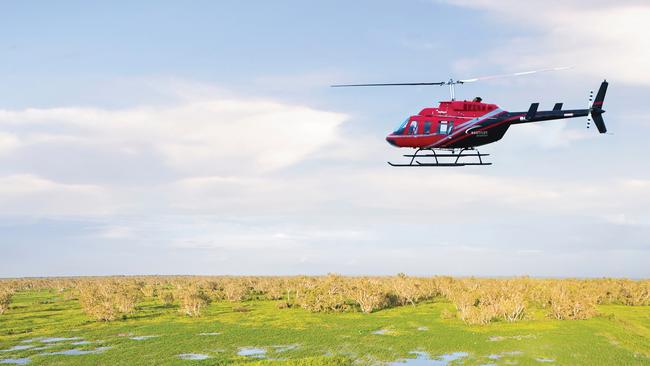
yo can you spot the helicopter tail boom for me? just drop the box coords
[510,80,608,133]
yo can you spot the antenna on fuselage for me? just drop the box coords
[331,66,572,101]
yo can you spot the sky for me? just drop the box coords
[0,0,649,278]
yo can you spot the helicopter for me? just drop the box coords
[332,68,608,166]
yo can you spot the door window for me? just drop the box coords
[423,121,431,134]
[409,121,418,135]
[438,121,454,135]
[439,121,450,134]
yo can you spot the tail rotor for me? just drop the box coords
[589,80,608,134]
[587,90,594,128]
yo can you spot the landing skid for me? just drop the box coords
[388,148,492,167]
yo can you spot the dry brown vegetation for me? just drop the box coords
[76,280,143,321]
[0,285,14,315]
[0,275,648,324]
[175,284,211,317]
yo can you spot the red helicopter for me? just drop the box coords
[333,68,608,166]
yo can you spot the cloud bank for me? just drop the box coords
[442,0,650,85]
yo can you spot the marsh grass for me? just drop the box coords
[0,288,648,365]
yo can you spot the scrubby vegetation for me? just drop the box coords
[0,275,648,325]
[0,285,14,315]
[76,280,142,321]
[175,284,211,317]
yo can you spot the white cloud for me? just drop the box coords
[0,174,113,216]
[97,225,136,239]
[0,132,20,156]
[441,0,650,85]
[0,97,347,175]
[0,87,349,219]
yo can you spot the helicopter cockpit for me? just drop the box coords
[393,118,409,135]
[392,117,450,136]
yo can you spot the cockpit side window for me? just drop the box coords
[409,121,418,135]
[393,118,409,135]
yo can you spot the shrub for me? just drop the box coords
[176,285,211,317]
[114,282,143,314]
[296,274,352,312]
[0,287,14,315]
[161,290,175,306]
[222,278,250,302]
[391,274,424,306]
[77,282,121,321]
[548,283,597,320]
[346,278,390,313]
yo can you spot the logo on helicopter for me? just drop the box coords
[465,126,488,136]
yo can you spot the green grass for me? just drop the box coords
[0,290,649,365]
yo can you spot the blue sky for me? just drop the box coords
[1,0,649,277]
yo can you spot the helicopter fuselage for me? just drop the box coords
[385,99,593,150]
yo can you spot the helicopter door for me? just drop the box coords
[438,121,453,135]
[423,121,432,134]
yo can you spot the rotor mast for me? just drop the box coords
[447,79,460,101]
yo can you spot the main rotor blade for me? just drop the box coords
[458,66,572,83]
[331,82,446,87]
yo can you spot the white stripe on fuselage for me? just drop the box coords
[454,108,503,131]
[427,108,503,148]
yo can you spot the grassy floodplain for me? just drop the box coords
[0,276,649,366]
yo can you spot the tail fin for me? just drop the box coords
[590,80,608,133]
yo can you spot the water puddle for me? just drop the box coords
[0,359,30,365]
[19,339,41,344]
[0,346,34,353]
[488,335,535,342]
[238,347,266,358]
[482,351,523,364]
[70,341,93,346]
[273,345,298,352]
[41,346,112,356]
[40,337,81,344]
[389,351,469,366]
[178,353,210,360]
[198,333,221,336]
[536,358,555,363]
[129,336,158,341]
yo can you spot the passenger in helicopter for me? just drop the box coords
[409,121,418,134]
[473,97,483,102]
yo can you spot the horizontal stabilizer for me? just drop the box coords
[526,103,539,120]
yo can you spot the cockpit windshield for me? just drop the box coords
[393,118,409,135]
